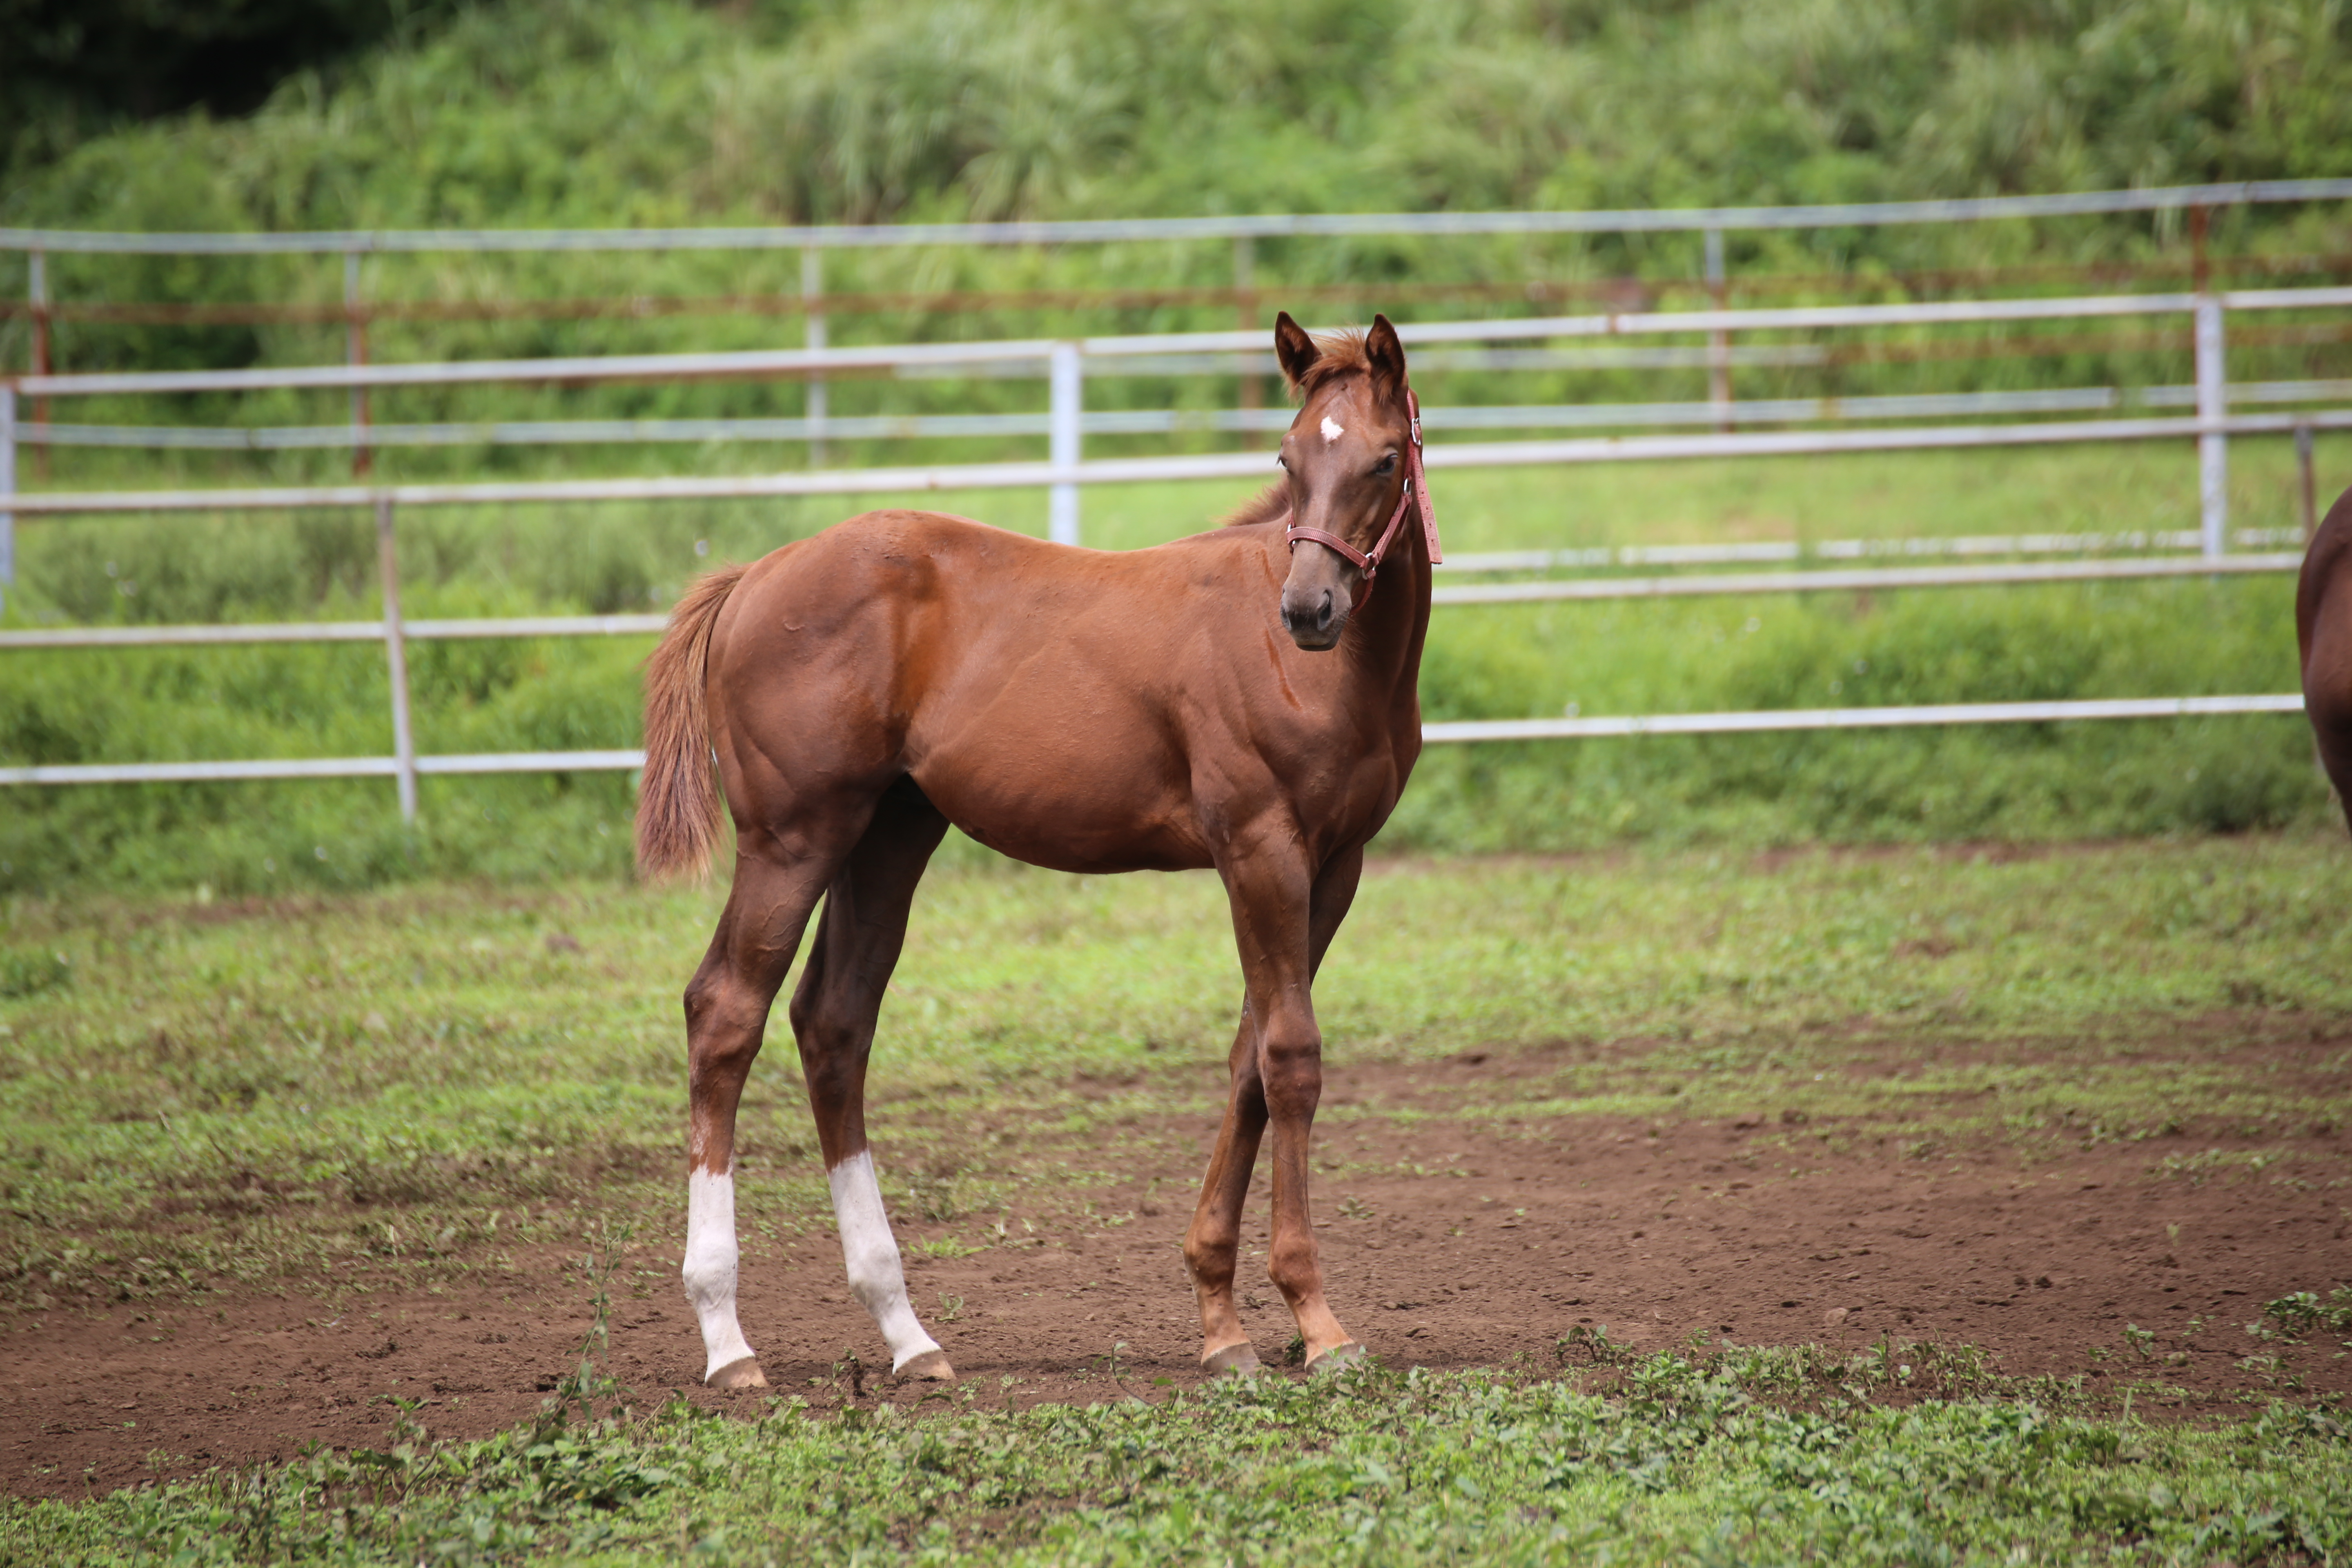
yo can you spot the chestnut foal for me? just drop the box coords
[636,313,1440,1386]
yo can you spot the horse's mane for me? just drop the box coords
[1220,328,1374,528]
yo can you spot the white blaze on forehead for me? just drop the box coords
[1319,415,1345,444]
[682,1166,757,1380]
[829,1151,944,1371]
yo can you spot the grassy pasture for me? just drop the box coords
[4,836,2352,1560]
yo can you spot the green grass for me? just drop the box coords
[7,839,2352,1561]
[7,833,2350,1307]
[7,1348,2350,1565]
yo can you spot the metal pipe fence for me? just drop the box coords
[14,177,2345,486]
[2,265,2341,815]
[11,178,2352,255]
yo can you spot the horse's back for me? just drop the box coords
[2299,489,2352,826]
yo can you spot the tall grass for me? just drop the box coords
[5,0,2352,411]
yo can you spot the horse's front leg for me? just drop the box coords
[1185,840,1364,1373]
[1182,1018,1270,1374]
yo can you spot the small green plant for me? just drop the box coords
[1555,1324,1628,1367]
[2261,1289,2352,1341]
[539,1222,637,1432]
[2122,1323,2156,1361]
[0,947,70,999]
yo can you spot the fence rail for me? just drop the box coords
[0,695,2303,789]
[19,287,2352,399]
[4,224,2343,816]
[9,178,2352,256]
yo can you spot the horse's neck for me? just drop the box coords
[1359,537,1433,707]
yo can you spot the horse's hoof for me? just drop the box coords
[707,1355,769,1390]
[1201,1342,1262,1377]
[1307,1341,1368,1374]
[895,1350,956,1382]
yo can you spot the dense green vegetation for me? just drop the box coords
[9,0,2352,398]
[14,0,2352,239]
[2,0,2346,888]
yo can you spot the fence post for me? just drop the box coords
[0,386,13,617]
[375,496,418,822]
[1049,340,1082,546]
[2299,421,2319,542]
[1234,234,1260,443]
[2194,292,2227,559]
[27,250,47,480]
[803,247,828,468]
[1704,227,1732,433]
[345,252,372,477]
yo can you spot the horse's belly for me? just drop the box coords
[908,718,1210,875]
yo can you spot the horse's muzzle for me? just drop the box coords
[1281,585,1345,650]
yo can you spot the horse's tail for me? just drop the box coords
[635,562,749,882]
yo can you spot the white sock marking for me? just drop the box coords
[829,1150,942,1370]
[1319,415,1345,443]
[682,1167,757,1380]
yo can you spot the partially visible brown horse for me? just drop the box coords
[637,313,1440,1387]
[2300,483,2352,826]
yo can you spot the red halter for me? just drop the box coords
[1283,388,1442,597]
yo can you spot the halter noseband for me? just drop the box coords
[1283,388,1442,597]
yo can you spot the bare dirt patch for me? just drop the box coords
[5,1047,2348,1501]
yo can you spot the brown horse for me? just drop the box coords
[636,313,1441,1387]
[2300,483,2352,826]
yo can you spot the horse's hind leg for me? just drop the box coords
[788,777,957,1379]
[681,837,854,1390]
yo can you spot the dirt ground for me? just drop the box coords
[6,1047,2349,1501]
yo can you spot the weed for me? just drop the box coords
[1555,1323,1629,1367]
[0,947,69,1000]
[2262,1289,2352,1341]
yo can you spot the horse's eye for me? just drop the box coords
[1374,453,1397,476]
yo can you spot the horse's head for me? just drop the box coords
[1270,312,1424,650]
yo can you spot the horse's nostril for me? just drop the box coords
[1315,592,1334,631]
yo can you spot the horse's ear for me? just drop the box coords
[1366,314,1408,399]
[1273,311,1320,392]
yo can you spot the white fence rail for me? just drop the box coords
[2,281,2339,814]
[9,177,2352,255]
[0,696,2304,790]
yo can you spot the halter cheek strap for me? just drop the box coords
[1283,388,1442,597]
